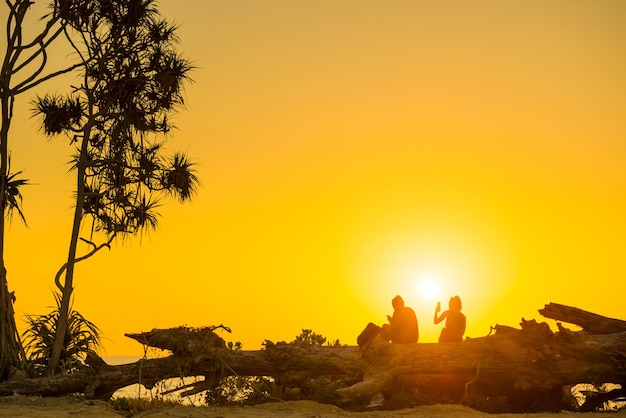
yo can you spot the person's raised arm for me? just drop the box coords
[434,301,445,324]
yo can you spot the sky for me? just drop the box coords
[3,1,626,357]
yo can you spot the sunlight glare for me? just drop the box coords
[418,278,440,300]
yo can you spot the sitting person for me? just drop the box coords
[433,295,466,342]
[361,295,419,409]
[380,295,419,344]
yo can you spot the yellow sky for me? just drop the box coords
[5,1,626,356]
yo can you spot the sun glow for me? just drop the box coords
[418,278,440,300]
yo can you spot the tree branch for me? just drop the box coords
[54,233,115,292]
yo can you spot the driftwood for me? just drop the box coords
[539,302,626,334]
[0,303,625,412]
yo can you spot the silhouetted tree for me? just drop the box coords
[0,0,85,381]
[33,0,197,373]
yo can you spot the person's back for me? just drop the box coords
[391,305,419,343]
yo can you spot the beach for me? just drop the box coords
[2,396,626,418]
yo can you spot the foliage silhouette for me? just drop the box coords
[22,292,101,377]
[293,328,327,346]
[32,0,198,373]
[293,328,342,347]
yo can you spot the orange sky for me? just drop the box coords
[5,1,626,357]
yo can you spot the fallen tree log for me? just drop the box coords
[0,303,625,413]
[0,330,367,400]
[539,302,626,334]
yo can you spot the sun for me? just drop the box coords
[418,278,440,300]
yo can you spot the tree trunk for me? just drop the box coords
[49,117,94,373]
[0,56,25,383]
[0,303,625,413]
[0,270,24,381]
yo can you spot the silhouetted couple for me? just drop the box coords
[357,294,466,347]
[381,294,466,344]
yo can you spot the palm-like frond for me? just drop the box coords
[32,94,83,136]
[22,292,101,377]
[3,167,29,226]
[162,152,199,202]
[128,194,160,232]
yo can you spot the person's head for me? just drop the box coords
[449,295,462,311]
[392,295,405,310]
